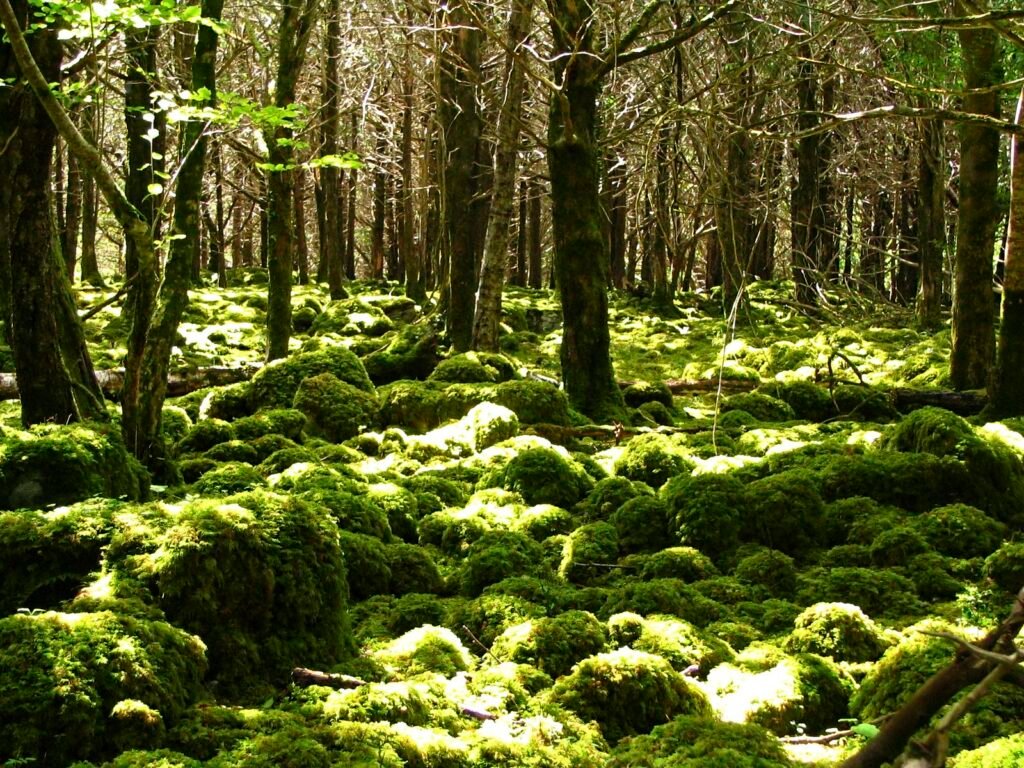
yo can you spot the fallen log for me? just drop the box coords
[890,388,987,416]
[0,363,263,402]
[619,377,758,395]
[290,667,366,690]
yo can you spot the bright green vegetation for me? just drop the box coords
[3,279,1024,767]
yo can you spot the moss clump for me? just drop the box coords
[204,440,259,464]
[374,625,474,677]
[447,592,546,650]
[759,380,835,422]
[338,531,392,599]
[560,522,619,585]
[613,433,694,489]
[832,385,896,421]
[0,423,148,511]
[950,732,1024,768]
[199,381,254,421]
[428,351,516,383]
[984,542,1024,594]
[641,546,718,583]
[250,346,374,409]
[0,610,206,766]
[161,406,193,447]
[491,379,571,426]
[742,470,824,558]
[662,473,745,562]
[292,372,379,442]
[622,380,674,408]
[310,298,394,337]
[914,504,1007,558]
[489,447,593,508]
[362,322,440,385]
[460,531,549,596]
[176,418,234,455]
[550,648,712,743]
[722,392,796,422]
[609,613,734,675]
[601,579,726,628]
[733,549,797,597]
[607,714,795,768]
[383,541,444,596]
[610,496,671,554]
[110,490,352,694]
[232,409,307,442]
[302,488,391,540]
[852,620,958,720]
[783,602,891,662]
[368,483,420,543]
[576,476,653,523]
[256,447,317,476]
[797,566,923,618]
[192,462,266,495]
[491,611,609,678]
[869,525,932,567]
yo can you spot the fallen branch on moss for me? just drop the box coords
[290,667,366,689]
[840,587,1024,768]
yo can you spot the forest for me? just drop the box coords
[3,0,1024,766]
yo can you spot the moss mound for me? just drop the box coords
[609,495,671,553]
[913,504,1007,558]
[0,610,206,766]
[491,610,609,678]
[428,351,517,383]
[984,541,1024,594]
[742,470,824,558]
[109,490,352,694]
[662,473,745,561]
[250,346,373,409]
[613,433,694,489]
[460,531,549,596]
[559,522,619,585]
[722,392,796,422]
[951,732,1024,768]
[488,447,593,508]
[783,602,891,662]
[373,625,474,677]
[292,372,379,442]
[0,423,148,511]
[191,462,266,495]
[550,648,712,743]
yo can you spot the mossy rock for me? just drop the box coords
[560,522,619,586]
[614,433,694,489]
[108,490,353,694]
[0,422,148,511]
[550,648,713,744]
[759,380,835,422]
[204,440,259,465]
[984,541,1024,594]
[338,531,392,599]
[640,546,718,583]
[608,612,734,675]
[447,592,547,650]
[198,382,254,421]
[601,578,727,628]
[310,298,394,337]
[832,384,896,421]
[491,610,609,678]
[160,406,193,447]
[622,380,673,409]
[362,322,440,385]
[783,602,891,662]
[460,531,549,596]
[637,400,676,426]
[232,409,307,442]
[607,714,796,768]
[191,461,266,495]
[742,469,824,558]
[869,525,932,567]
[662,473,745,562]
[383,541,444,595]
[373,625,474,677]
[733,549,797,597]
[250,346,373,410]
[491,379,571,426]
[0,610,206,766]
[302,488,391,540]
[610,495,671,554]
[721,392,796,422]
[176,418,234,454]
[913,503,1007,559]
[292,372,379,442]
[576,476,654,523]
[494,446,593,508]
[368,483,420,543]
[0,498,119,615]
[952,732,1024,768]
[797,566,923,618]
[428,351,517,383]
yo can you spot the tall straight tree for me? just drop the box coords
[545,0,738,419]
[472,0,535,352]
[265,0,320,361]
[320,0,347,300]
[916,113,945,328]
[950,0,1001,390]
[439,0,483,352]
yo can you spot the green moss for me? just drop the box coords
[613,434,694,489]
[256,447,317,476]
[607,496,670,554]
[302,488,390,540]
[662,473,745,562]
[110,490,352,694]
[447,592,546,650]
[310,298,394,337]
[338,531,391,599]
[783,602,891,662]
[636,400,676,426]
[374,625,474,677]
[491,379,571,426]
[233,409,307,442]
[641,546,718,583]
[722,392,796,422]
[952,732,1024,768]
[607,714,794,768]
[759,380,834,422]
[160,406,193,447]
[250,346,374,410]
[199,382,254,421]
[486,447,593,508]
[601,579,726,628]
[292,373,379,442]
[100,749,202,768]
[869,525,932,566]
[0,423,148,511]
[550,648,712,744]
[914,504,1007,558]
[428,351,517,383]
[192,462,266,495]
[461,531,549,596]
[176,418,234,454]
[609,613,734,675]
[576,476,653,523]
[0,610,206,766]
[491,610,609,678]
[362,322,440,385]
[733,549,797,597]
[204,440,259,464]
[832,384,896,421]
[560,522,619,586]
[742,470,824,558]
[797,566,923,618]
[368,483,420,543]
[622,380,674,409]
[984,542,1024,594]
[383,542,443,595]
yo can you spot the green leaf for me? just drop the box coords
[146,183,164,196]
[852,724,880,740]
[179,5,202,21]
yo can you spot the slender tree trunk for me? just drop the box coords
[321,0,346,299]
[62,132,82,279]
[512,179,527,287]
[528,176,543,288]
[791,24,823,307]
[916,117,945,327]
[400,55,421,300]
[472,0,533,352]
[345,114,358,279]
[990,87,1024,415]
[951,0,1000,390]
[371,127,387,280]
[295,167,310,285]
[79,63,103,287]
[440,0,482,350]
[265,0,319,361]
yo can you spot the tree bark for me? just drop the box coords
[917,115,945,328]
[321,0,347,299]
[528,176,543,288]
[950,0,1000,390]
[472,0,534,352]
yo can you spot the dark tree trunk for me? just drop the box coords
[321,0,347,299]
[512,179,527,287]
[79,61,103,287]
[371,127,387,280]
[528,176,543,288]
[791,28,824,307]
[399,61,419,298]
[61,133,82,280]
[294,168,309,285]
[609,161,627,289]
[950,1,1000,390]
[917,116,946,327]
[440,0,482,351]
[345,114,358,280]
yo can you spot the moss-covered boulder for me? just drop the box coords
[191,461,266,495]
[662,473,745,562]
[338,531,392,599]
[373,625,474,677]
[486,446,593,509]
[742,470,824,558]
[0,610,206,766]
[460,531,549,596]
[914,503,1007,559]
[0,423,148,511]
[108,490,352,694]
[640,546,718,583]
[733,549,796,597]
[550,648,712,744]
[951,732,1024,768]
[232,409,307,442]
[609,613,734,675]
[607,714,795,768]
[310,298,394,337]
[722,392,796,422]
[292,372,379,442]
[560,522,619,585]
[609,495,671,554]
[783,602,891,662]
[176,418,234,454]
[984,541,1024,594]
[576,476,653,522]
[198,382,254,422]
[797,566,923,618]
[428,351,517,383]
[362,322,440,385]
[250,346,373,410]
[491,610,608,678]
[613,433,694,489]
[759,380,835,422]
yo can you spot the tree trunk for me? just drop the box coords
[917,116,945,327]
[345,114,358,280]
[990,87,1024,416]
[440,0,482,351]
[471,0,534,352]
[400,54,421,300]
[61,131,82,280]
[371,126,387,280]
[294,167,310,285]
[528,176,543,288]
[265,0,318,362]
[512,179,527,287]
[950,0,1000,390]
[79,60,103,287]
[321,0,346,299]
[791,25,824,307]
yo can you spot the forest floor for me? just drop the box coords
[2,275,1023,768]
